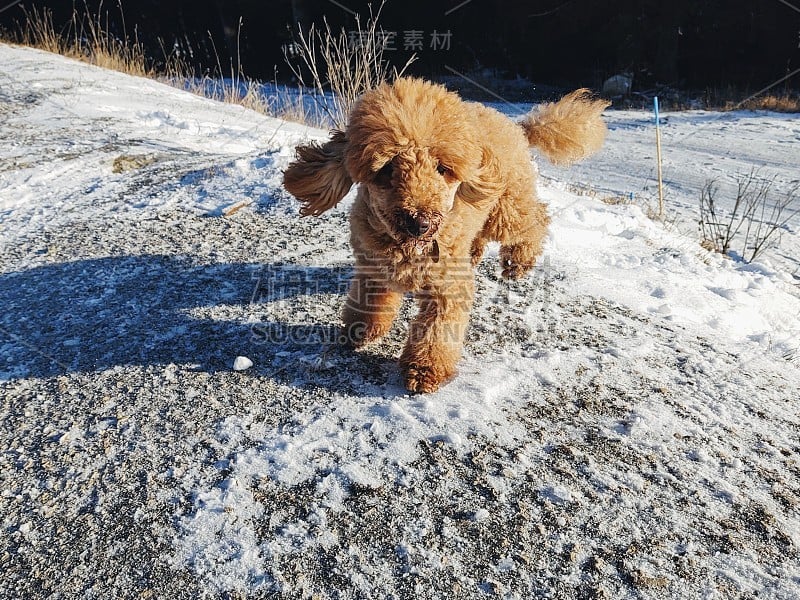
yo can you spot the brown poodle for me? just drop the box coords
[283,78,609,393]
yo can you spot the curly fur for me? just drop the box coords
[282,130,352,216]
[283,78,608,393]
[520,88,610,165]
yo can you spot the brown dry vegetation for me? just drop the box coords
[738,93,800,113]
[2,6,316,125]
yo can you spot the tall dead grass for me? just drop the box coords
[16,5,153,77]
[284,3,416,129]
[739,94,800,113]
[701,85,800,113]
[4,5,322,125]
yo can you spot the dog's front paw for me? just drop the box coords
[500,243,539,280]
[402,363,454,394]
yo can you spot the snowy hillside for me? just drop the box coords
[1,44,799,599]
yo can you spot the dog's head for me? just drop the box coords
[283,78,500,246]
[344,78,485,247]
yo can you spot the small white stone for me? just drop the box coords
[473,508,490,522]
[232,356,253,371]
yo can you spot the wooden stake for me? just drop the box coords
[654,96,664,219]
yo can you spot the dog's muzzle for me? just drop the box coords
[396,210,442,263]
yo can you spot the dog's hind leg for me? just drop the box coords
[341,272,403,347]
[400,278,474,393]
[483,192,550,280]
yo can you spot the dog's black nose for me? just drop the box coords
[401,211,439,238]
[402,212,431,237]
[414,214,431,235]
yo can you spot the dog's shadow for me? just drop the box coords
[0,254,404,392]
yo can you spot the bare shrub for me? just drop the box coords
[700,170,800,263]
[284,3,416,129]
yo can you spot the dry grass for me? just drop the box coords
[284,2,415,130]
[599,194,635,206]
[738,94,800,113]
[16,6,153,78]
[699,86,800,113]
[172,76,327,127]
[648,88,800,113]
[3,5,324,126]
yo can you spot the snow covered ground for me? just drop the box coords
[1,44,800,599]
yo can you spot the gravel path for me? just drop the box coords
[3,201,799,598]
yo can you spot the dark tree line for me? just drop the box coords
[2,1,798,93]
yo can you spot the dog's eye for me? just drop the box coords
[436,163,453,177]
[376,162,393,185]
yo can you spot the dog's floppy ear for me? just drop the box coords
[283,130,353,217]
[457,149,504,208]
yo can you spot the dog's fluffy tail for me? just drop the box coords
[520,89,610,165]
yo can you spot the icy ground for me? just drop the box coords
[1,44,800,599]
